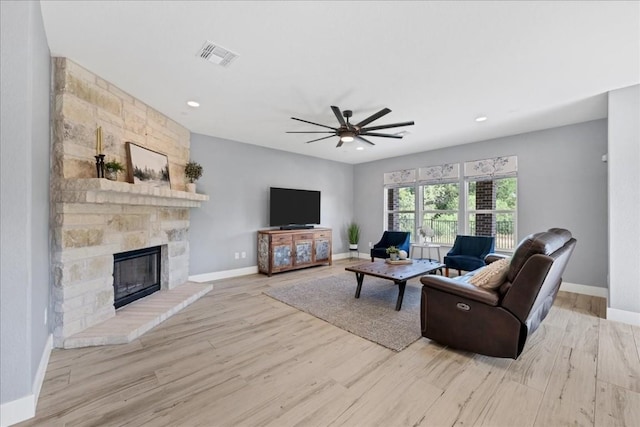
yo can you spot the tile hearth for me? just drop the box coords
[63,281,212,348]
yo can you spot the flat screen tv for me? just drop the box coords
[269,187,321,229]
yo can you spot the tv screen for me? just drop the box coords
[269,187,321,227]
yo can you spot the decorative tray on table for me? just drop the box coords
[385,258,413,265]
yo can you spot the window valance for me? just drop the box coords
[464,155,517,181]
[383,169,416,186]
[418,163,460,184]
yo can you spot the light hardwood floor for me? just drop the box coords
[18,260,640,426]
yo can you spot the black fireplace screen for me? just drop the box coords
[113,246,161,309]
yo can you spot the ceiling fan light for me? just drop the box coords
[340,131,355,143]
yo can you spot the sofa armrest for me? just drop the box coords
[485,253,509,264]
[420,275,500,306]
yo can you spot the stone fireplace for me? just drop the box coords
[51,58,209,348]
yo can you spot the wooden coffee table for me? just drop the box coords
[345,259,445,311]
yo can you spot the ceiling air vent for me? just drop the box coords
[197,41,238,67]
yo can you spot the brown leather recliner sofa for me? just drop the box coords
[419,228,576,359]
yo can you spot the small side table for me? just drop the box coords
[410,243,442,262]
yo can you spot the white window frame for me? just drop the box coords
[383,158,517,250]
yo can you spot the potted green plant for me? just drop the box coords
[184,161,203,192]
[347,222,360,250]
[104,159,125,181]
[386,245,400,261]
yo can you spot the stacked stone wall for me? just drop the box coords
[52,58,190,189]
[50,58,197,347]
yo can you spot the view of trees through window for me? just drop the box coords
[385,177,517,250]
[422,182,459,245]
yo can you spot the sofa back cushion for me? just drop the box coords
[501,228,576,328]
[507,229,572,283]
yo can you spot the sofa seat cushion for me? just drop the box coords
[469,258,511,289]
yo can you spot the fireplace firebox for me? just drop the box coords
[113,246,161,309]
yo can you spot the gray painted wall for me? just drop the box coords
[1,0,51,405]
[188,134,354,276]
[608,85,640,314]
[354,120,608,288]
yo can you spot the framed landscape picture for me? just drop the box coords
[125,142,171,189]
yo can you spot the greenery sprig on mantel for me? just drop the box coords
[104,160,125,173]
[185,161,203,183]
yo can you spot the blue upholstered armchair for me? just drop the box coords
[444,235,495,276]
[370,231,411,261]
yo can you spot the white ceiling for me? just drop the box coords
[40,1,639,164]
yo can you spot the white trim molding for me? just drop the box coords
[189,266,258,283]
[189,253,365,283]
[0,334,52,427]
[607,307,640,327]
[559,282,608,299]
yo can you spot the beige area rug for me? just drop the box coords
[264,273,422,351]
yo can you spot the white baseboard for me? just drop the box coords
[606,307,640,327]
[560,282,608,299]
[189,253,368,283]
[0,334,52,427]
[559,283,640,327]
[333,252,368,260]
[189,266,258,283]
[0,395,33,427]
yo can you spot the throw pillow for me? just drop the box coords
[469,258,511,289]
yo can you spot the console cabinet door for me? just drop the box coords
[294,239,313,266]
[314,238,331,262]
[272,244,292,271]
[271,234,293,273]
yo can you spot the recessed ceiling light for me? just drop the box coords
[475,115,487,122]
[187,101,200,108]
[356,147,364,151]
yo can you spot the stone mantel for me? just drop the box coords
[54,178,209,207]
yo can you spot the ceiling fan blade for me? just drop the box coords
[360,132,403,139]
[331,106,347,127]
[355,108,391,128]
[361,121,415,132]
[336,139,344,148]
[305,135,337,144]
[356,135,375,146]
[291,117,337,130]
[286,131,335,134]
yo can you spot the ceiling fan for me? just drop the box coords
[287,106,415,148]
